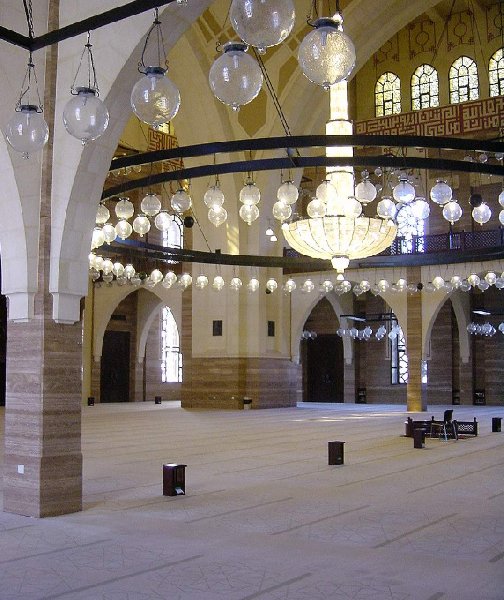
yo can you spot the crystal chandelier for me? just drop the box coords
[282,79,397,273]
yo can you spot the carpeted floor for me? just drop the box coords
[0,402,503,600]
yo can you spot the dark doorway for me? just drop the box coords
[306,334,344,402]
[100,331,130,402]
[0,294,6,406]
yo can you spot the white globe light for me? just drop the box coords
[112,262,125,277]
[230,0,295,52]
[163,271,177,288]
[171,189,192,213]
[346,197,362,218]
[298,17,356,89]
[230,277,243,291]
[208,205,228,227]
[316,180,337,204]
[307,198,327,218]
[62,87,109,143]
[377,197,396,219]
[154,211,172,232]
[432,276,445,290]
[130,67,180,128]
[478,280,489,291]
[450,276,462,288]
[132,214,151,236]
[277,181,299,205]
[150,269,163,284]
[499,190,504,207]
[102,259,114,275]
[115,197,134,220]
[204,185,225,208]
[93,255,104,271]
[377,279,390,293]
[302,279,315,293]
[179,273,192,288]
[213,275,225,291]
[272,200,292,221]
[91,227,105,249]
[239,182,261,205]
[442,201,462,224]
[195,275,209,289]
[239,204,260,224]
[266,278,278,292]
[485,271,497,285]
[247,277,260,292]
[411,198,430,220]
[321,280,334,292]
[140,193,161,216]
[355,173,377,204]
[284,278,296,292]
[95,203,110,224]
[392,176,415,204]
[115,219,133,240]
[467,273,480,287]
[500,209,504,226]
[102,223,117,243]
[472,202,491,224]
[124,264,135,279]
[5,104,49,157]
[430,179,452,205]
[209,43,263,111]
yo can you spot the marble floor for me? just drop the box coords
[0,402,503,600]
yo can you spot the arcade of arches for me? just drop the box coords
[0,0,503,520]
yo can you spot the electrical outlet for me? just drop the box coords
[17,465,24,474]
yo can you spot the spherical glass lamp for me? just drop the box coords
[93,255,104,271]
[130,67,180,128]
[112,262,125,277]
[239,203,260,224]
[150,269,163,284]
[140,192,161,216]
[377,279,390,293]
[467,273,480,287]
[472,202,491,224]
[266,278,278,292]
[239,182,261,205]
[302,279,315,293]
[411,198,430,220]
[209,42,263,111]
[478,280,489,291]
[102,258,114,275]
[392,175,415,204]
[91,227,105,249]
[95,203,110,224]
[204,185,225,208]
[272,200,292,221]
[432,276,445,290]
[115,197,134,220]
[298,17,356,89]
[163,271,177,288]
[450,276,462,288]
[355,171,377,204]
[179,273,192,288]
[307,198,327,218]
[133,214,150,236]
[230,277,242,291]
[277,180,299,205]
[171,188,192,213]
[315,180,337,204]
[284,278,296,293]
[230,0,295,52]
[195,275,209,289]
[208,205,228,227]
[499,190,504,207]
[115,219,133,240]
[213,275,225,291]
[321,280,333,292]
[377,197,396,219]
[124,263,136,279]
[442,201,462,224]
[62,87,109,144]
[5,104,49,158]
[484,271,497,285]
[430,179,452,205]
[154,210,172,232]
[102,223,117,244]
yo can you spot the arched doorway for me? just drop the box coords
[302,297,344,402]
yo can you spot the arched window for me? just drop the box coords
[411,64,439,110]
[449,56,479,103]
[375,72,401,117]
[162,215,183,264]
[161,307,182,383]
[489,48,504,97]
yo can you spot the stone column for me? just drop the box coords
[406,267,427,411]
[3,0,83,517]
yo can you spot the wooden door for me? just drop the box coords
[306,334,344,402]
[100,331,130,402]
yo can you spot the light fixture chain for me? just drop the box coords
[139,8,168,73]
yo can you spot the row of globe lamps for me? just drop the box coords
[88,252,504,296]
[5,1,356,157]
[92,171,504,251]
[467,322,504,337]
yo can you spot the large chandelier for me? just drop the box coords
[282,50,398,273]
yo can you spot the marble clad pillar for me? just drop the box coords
[406,267,427,412]
[3,0,83,517]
